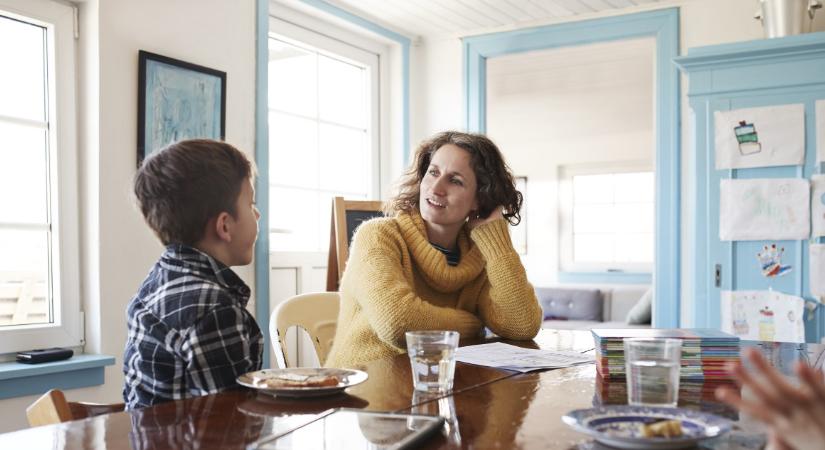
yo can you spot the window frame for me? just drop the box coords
[267,14,381,253]
[0,0,82,354]
[558,161,654,274]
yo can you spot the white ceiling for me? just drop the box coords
[488,37,654,93]
[329,0,665,40]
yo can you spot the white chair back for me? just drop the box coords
[270,292,340,368]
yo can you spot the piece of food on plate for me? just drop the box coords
[640,419,683,438]
[252,372,340,389]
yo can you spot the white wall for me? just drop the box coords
[408,0,825,327]
[0,0,257,433]
[486,38,655,286]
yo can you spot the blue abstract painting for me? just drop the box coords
[139,52,225,162]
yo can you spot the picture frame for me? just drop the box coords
[137,50,226,166]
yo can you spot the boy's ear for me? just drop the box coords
[214,211,233,242]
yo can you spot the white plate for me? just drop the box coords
[237,368,368,398]
[562,405,732,450]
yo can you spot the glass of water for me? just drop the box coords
[624,338,682,407]
[405,330,459,392]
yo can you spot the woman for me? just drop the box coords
[325,131,542,368]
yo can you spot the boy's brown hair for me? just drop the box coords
[134,139,254,246]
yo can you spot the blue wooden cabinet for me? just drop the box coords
[676,32,825,342]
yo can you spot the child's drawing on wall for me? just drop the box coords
[759,306,776,341]
[757,244,792,278]
[812,175,825,238]
[714,103,804,170]
[734,120,761,155]
[719,178,810,241]
[722,290,805,343]
[733,299,750,335]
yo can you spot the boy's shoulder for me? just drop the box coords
[128,247,250,330]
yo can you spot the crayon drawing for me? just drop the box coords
[757,244,791,278]
[719,178,810,241]
[721,290,805,343]
[714,104,805,170]
[813,175,825,238]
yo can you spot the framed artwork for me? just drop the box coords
[137,50,226,166]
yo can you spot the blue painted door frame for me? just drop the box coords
[463,8,681,327]
[675,32,825,342]
[255,0,412,367]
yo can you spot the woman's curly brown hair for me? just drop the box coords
[385,131,523,225]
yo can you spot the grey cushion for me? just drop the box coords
[625,288,653,325]
[535,288,603,321]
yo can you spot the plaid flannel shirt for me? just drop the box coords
[123,244,263,409]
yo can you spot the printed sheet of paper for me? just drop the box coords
[719,178,810,241]
[817,100,825,163]
[721,290,805,343]
[455,342,593,373]
[715,104,805,170]
[812,244,825,301]
[813,175,825,238]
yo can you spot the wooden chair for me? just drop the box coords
[325,196,384,291]
[270,292,340,368]
[26,389,124,427]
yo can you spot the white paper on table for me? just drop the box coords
[816,100,825,164]
[455,342,593,373]
[715,104,805,170]
[813,175,825,238]
[721,290,805,343]
[812,244,825,301]
[719,178,810,241]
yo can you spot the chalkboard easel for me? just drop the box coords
[326,197,384,291]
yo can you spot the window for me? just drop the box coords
[0,0,81,353]
[559,164,653,273]
[268,19,379,253]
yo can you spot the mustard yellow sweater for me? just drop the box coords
[325,210,542,368]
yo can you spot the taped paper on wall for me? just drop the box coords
[721,290,805,343]
[817,100,825,164]
[812,244,825,301]
[719,178,810,241]
[812,175,825,238]
[715,104,805,170]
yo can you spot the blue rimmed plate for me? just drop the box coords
[562,405,732,449]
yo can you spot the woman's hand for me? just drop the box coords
[467,206,504,230]
[715,347,825,450]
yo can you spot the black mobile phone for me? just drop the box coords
[16,348,74,364]
[247,408,444,450]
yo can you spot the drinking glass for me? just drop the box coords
[624,338,682,407]
[405,330,459,392]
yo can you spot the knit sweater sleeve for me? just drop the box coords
[346,221,483,349]
[470,219,542,340]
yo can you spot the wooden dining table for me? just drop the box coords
[1,328,820,449]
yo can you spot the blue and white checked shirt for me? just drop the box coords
[123,244,263,409]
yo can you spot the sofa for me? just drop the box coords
[536,284,651,331]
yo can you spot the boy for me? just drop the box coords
[123,139,263,409]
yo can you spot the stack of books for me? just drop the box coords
[592,328,740,382]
